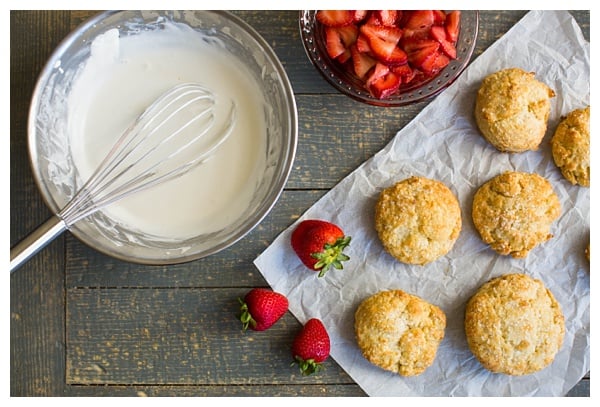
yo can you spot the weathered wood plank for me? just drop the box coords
[64,383,366,397]
[10,10,72,397]
[58,378,589,396]
[66,288,356,386]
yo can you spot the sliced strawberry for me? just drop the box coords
[315,9,462,99]
[337,48,351,63]
[356,33,371,53]
[381,46,408,65]
[360,24,403,62]
[352,10,368,23]
[337,24,358,47]
[402,38,438,54]
[376,10,398,26]
[325,27,346,59]
[445,10,461,42]
[368,71,401,99]
[430,25,457,59]
[324,25,358,60]
[360,24,403,44]
[365,12,382,26]
[400,27,431,47]
[351,45,377,78]
[397,10,412,27]
[391,63,417,84]
[316,10,354,27]
[404,10,435,30]
[420,51,450,75]
[432,10,447,25]
[406,39,440,67]
[366,62,390,87]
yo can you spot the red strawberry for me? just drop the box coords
[383,46,408,65]
[290,219,351,277]
[325,25,358,60]
[291,318,330,376]
[391,63,417,84]
[325,27,346,59]
[445,10,461,42]
[376,10,398,27]
[368,71,401,99]
[352,10,368,23]
[360,24,403,62]
[404,10,435,30]
[406,39,440,68]
[420,51,450,75]
[355,33,372,53]
[238,288,288,331]
[402,37,438,54]
[365,62,390,87]
[351,45,377,79]
[316,10,354,27]
[432,10,447,25]
[314,9,462,99]
[430,25,457,59]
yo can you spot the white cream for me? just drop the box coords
[67,22,267,239]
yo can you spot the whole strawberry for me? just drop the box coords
[291,219,351,277]
[291,318,331,376]
[238,288,288,331]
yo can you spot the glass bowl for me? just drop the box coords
[299,10,479,106]
[27,11,297,265]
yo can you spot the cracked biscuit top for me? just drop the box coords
[355,289,446,376]
[475,67,555,152]
[472,171,561,258]
[375,176,462,265]
[464,273,565,376]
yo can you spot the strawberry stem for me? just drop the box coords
[238,298,256,331]
[291,356,323,376]
[311,236,351,277]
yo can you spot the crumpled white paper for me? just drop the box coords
[254,10,589,396]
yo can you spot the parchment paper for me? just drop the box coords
[254,10,590,396]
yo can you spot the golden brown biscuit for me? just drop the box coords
[464,273,565,375]
[475,67,555,152]
[472,171,561,258]
[374,176,462,265]
[355,289,446,376]
[551,106,590,186]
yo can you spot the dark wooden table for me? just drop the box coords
[10,10,590,397]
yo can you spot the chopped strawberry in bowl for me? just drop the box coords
[299,10,478,106]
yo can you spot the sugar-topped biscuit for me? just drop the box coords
[464,273,565,375]
[355,289,446,376]
[472,171,561,258]
[475,67,555,152]
[374,176,462,265]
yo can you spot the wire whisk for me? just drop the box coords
[11,83,236,272]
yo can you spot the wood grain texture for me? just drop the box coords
[10,10,590,397]
[10,10,72,397]
[66,288,354,385]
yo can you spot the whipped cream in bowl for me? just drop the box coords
[28,11,297,264]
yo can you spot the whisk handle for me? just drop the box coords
[10,215,67,273]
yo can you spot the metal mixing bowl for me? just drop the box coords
[27,10,298,264]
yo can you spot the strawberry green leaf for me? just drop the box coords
[311,236,352,277]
